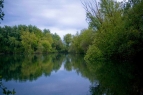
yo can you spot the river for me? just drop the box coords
[0,53,143,95]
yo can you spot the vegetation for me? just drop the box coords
[1,0,143,95]
[0,54,65,81]
[69,29,94,54]
[1,54,142,95]
[60,0,143,62]
[0,0,4,22]
[0,25,65,54]
[63,33,72,52]
[80,0,143,61]
[0,0,143,60]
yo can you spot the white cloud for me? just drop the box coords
[2,0,88,38]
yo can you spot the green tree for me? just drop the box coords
[69,29,94,53]
[64,33,72,47]
[21,31,38,54]
[51,33,64,52]
[43,29,50,34]
[0,24,65,54]
[83,0,143,61]
[0,0,4,22]
[69,32,82,53]
[63,33,72,52]
[83,0,126,60]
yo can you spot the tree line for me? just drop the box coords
[0,25,66,54]
[65,0,143,61]
[1,0,143,61]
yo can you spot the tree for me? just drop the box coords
[69,29,94,54]
[83,0,143,61]
[69,34,81,53]
[0,0,4,22]
[21,31,38,53]
[63,33,72,49]
[0,24,67,54]
[43,29,50,34]
[79,29,94,53]
[83,0,125,60]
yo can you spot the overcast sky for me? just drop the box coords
[1,0,123,39]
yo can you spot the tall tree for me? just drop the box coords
[69,29,94,53]
[51,33,64,52]
[21,30,38,54]
[83,0,125,60]
[64,33,72,47]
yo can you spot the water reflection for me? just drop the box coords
[87,59,143,95]
[64,54,97,83]
[0,54,65,81]
[0,54,92,95]
[0,76,16,95]
[1,54,142,95]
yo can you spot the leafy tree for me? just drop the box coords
[64,33,72,47]
[0,0,4,22]
[69,29,94,53]
[0,54,65,81]
[118,0,143,59]
[79,29,95,53]
[69,32,83,53]
[21,30,38,54]
[41,40,51,53]
[83,0,125,60]
[82,0,143,61]
[63,33,72,52]
[0,25,64,54]
[43,29,50,34]
[51,33,64,52]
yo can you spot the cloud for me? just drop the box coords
[1,0,88,38]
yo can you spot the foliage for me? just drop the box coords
[69,29,95,54]
[86,59,139,95]
[51,33,64,52]
[0,0,4,22]
[0,54,65,81]
[82,0,143,61]
[0,25,64,54]
[0,0,142,60]
[63,33,72,52]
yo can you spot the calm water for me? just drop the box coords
[0,54,143,95]
[0,54,97,95]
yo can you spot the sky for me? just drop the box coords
[1,0,123,39]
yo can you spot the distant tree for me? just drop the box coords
[21,30,38,54]
[43,29,50,34]
[0,0,4,22]
[51,33,64,52]
[64,33,72,47]
[0,25,65,54]
[69,29,94,53]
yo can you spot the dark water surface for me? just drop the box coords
[0,54,143,95]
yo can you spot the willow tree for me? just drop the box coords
[82,0,125,61]
[83,0,143,61]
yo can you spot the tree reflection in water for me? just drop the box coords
[87,59,143,95]
[0,53,65,82]
[0,53,66,95]
[1,54,143,95]
[0,76,16,95]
